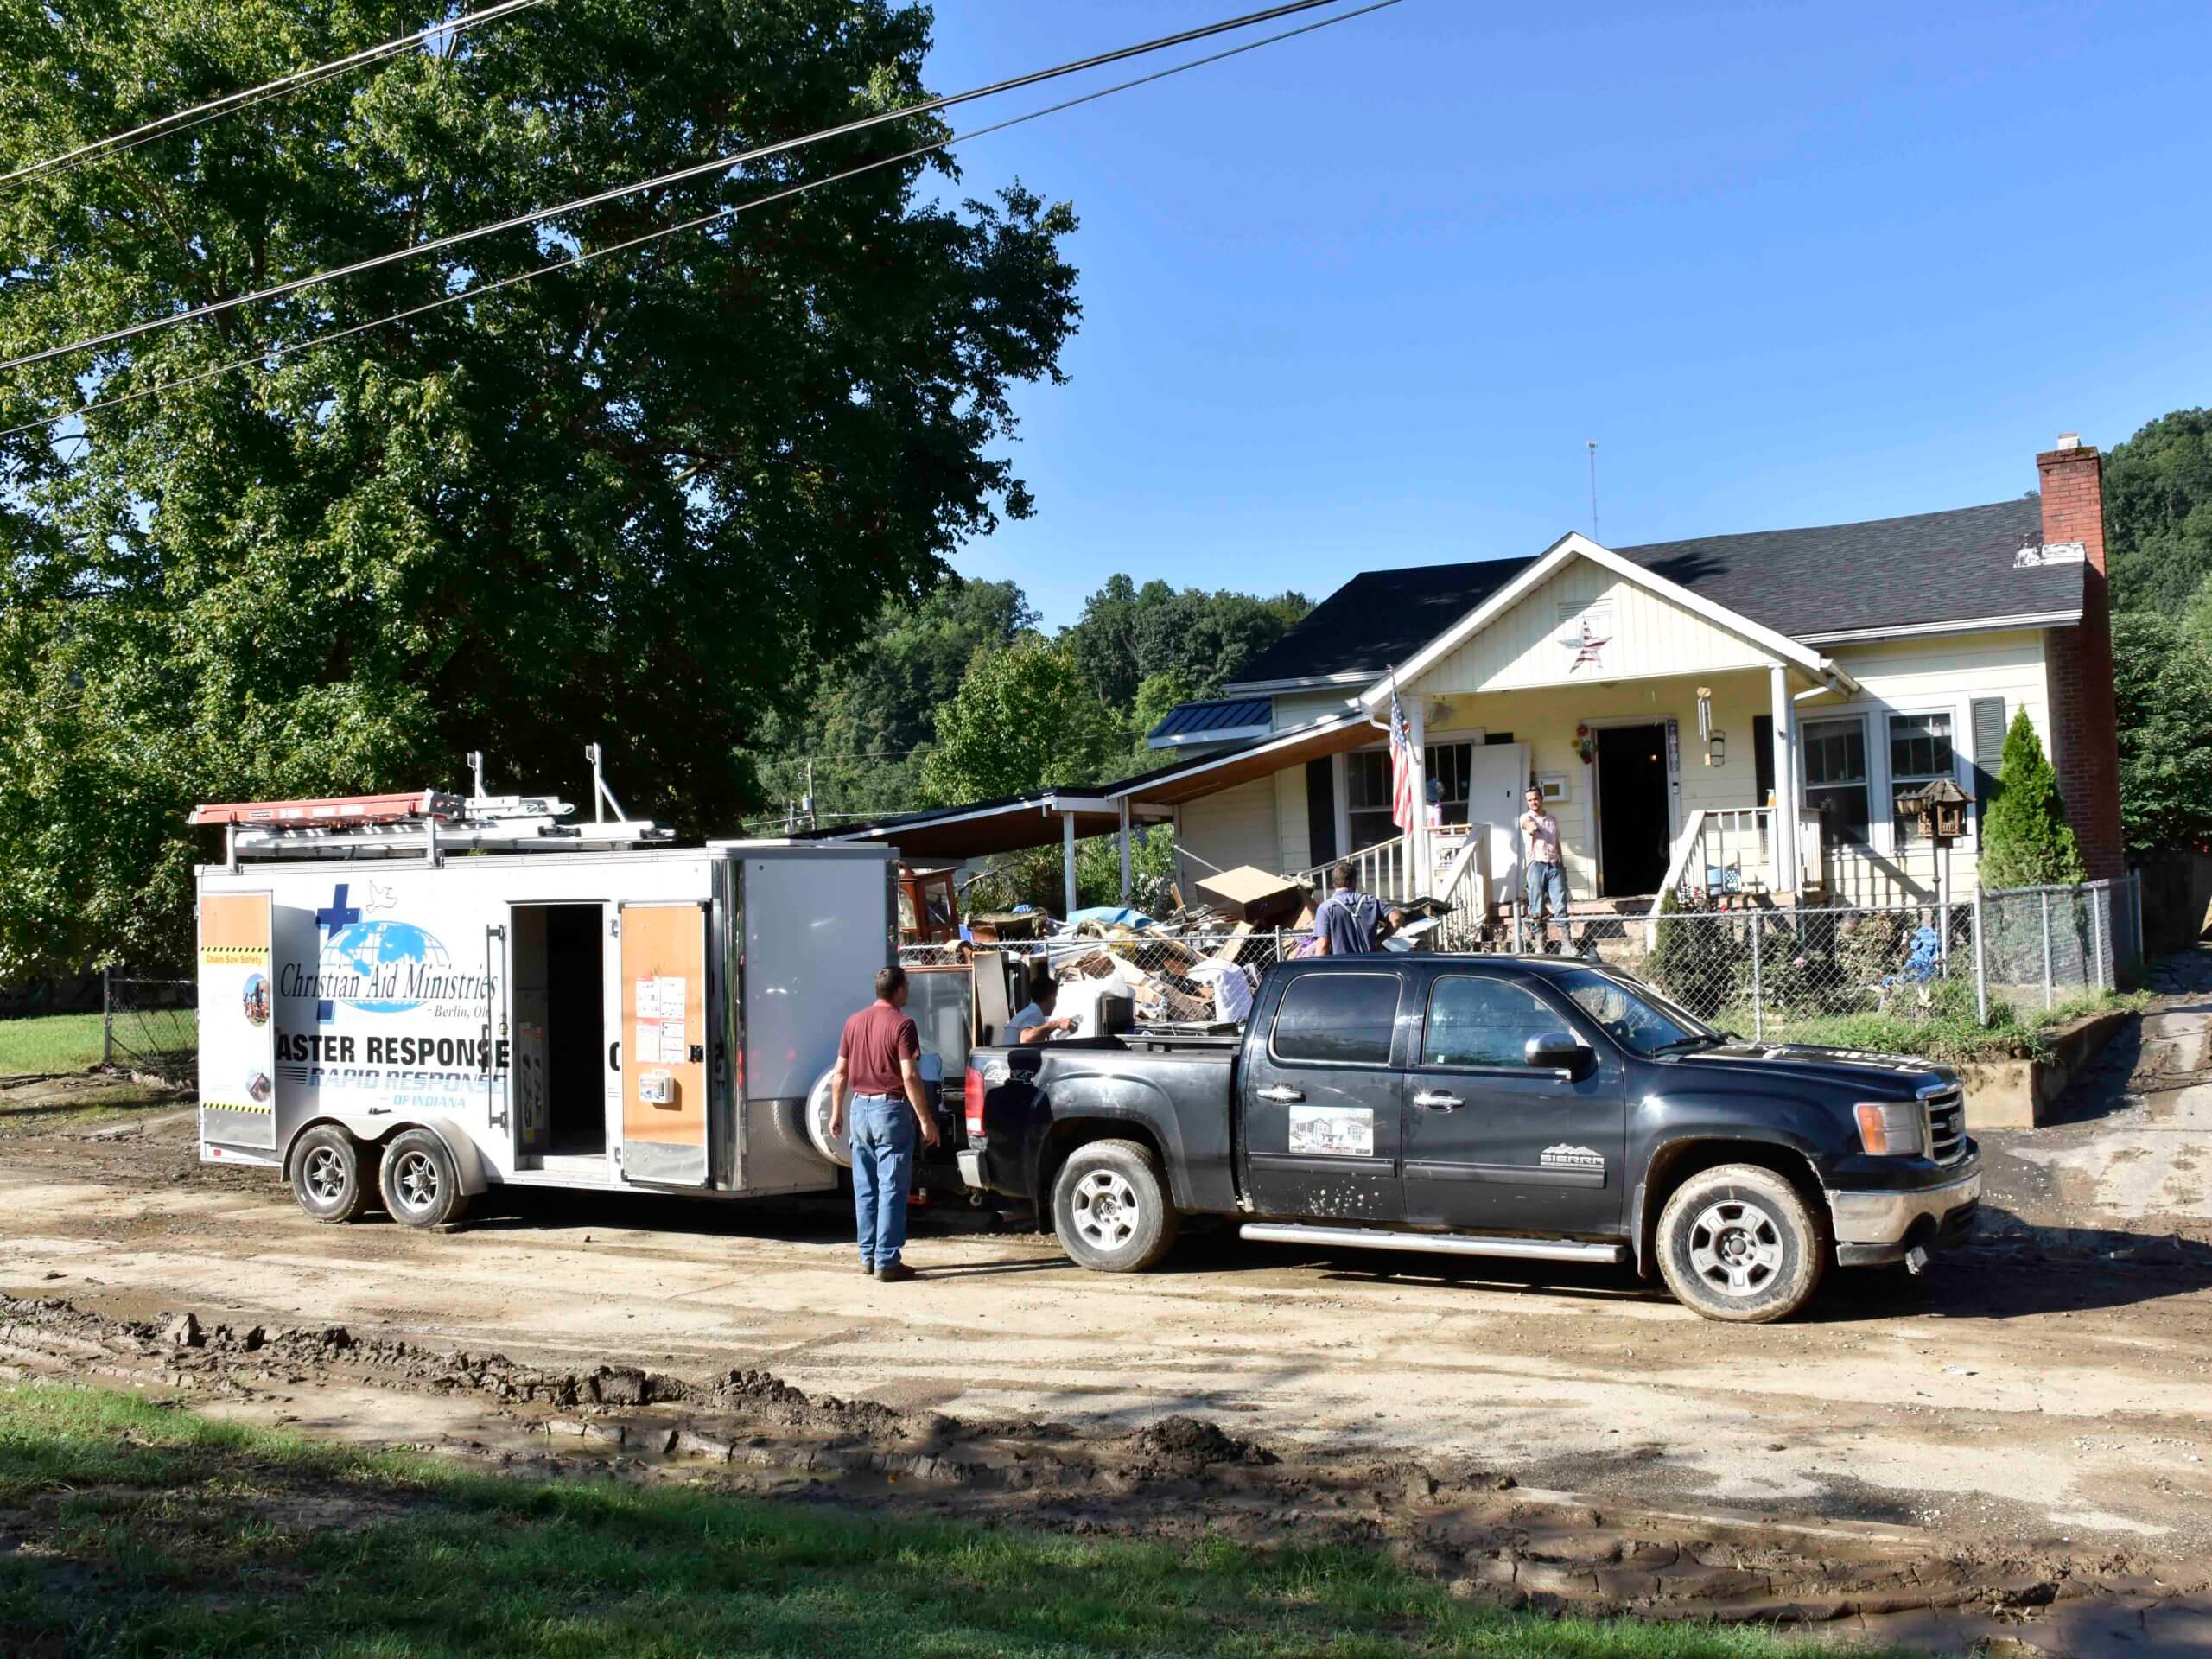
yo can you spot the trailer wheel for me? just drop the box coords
[290,1126,372,1224]
[1051,1139,1179,1274]
[1656,1163,1825,1323]
[378,1129,471,1230]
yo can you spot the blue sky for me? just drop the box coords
[920,0,2212,630]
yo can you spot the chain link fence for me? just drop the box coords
[102,973,197,1086]
[904,876,2139,1042]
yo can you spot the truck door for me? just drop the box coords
[1402,971,1624,1236]
[1239,967,1406,1224]
[618,900,710,1187]
[197,890,278,1160]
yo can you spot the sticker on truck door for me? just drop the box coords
[1287,1105,1374,1158]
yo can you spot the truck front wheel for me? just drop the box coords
[1052,1140,1179,1273]
[1656,1164,1826,1323]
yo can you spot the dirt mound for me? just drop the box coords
[1121,1415,1277,1480]
[715,1367,916,1441]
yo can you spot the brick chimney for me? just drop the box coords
[2037,435,2125,880]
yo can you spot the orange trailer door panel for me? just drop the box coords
[199,891,278,1154]
[619,901,710,1186]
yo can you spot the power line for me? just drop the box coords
[1,0,1400,442]
[0,0,1367,378]
[0,0,553,189]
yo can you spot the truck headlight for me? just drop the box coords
[1853,1100,1925,1158]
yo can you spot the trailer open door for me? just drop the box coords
[618,900,710,1186]
[198,891,278,1161]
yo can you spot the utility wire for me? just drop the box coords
[0,0,1365,378]
[0,0,553,189]
[0,0,1399,442]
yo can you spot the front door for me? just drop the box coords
[618,900,710,1187]
[1596,723,1670,896]
[1401,970,1625,1236]
[1239,966,1407,1224]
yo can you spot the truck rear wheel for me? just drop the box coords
[1656,1163,1826,1323]
[291,1126,372,1224]
[1052,1140,1179,1273]
[378,1128,471,1230]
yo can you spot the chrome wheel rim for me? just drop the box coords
[303,1147,347,1203]
[1071,1168,1141,1253]
[1687,1198,1785,1297]
[392,1150,441,1214]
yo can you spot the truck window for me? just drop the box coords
[1421,976,1561,1068]
[1268,972,1398,1066]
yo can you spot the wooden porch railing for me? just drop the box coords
[1660,805,1823,906]
[1295,835,1414,905]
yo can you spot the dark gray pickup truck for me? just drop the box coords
[957,955,1980,1322]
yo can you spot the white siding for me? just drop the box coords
[1275,767,1313,875]
[1426,559,1773,696]
[1174,776,1282,895]
[1815,629,2052,904]
[1271,689,1359,730]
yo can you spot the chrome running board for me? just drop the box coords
[1239,1221,1627,1264]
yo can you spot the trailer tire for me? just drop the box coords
[378,1128,471,1230]
[1051,1139,1179,1274]
[291,1126,372,1224]
[1656,1163,1825,1323]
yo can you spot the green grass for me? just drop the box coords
[0,1012,109,1076]
[0,1382,1885,1658]
[1756,988,2148,1063]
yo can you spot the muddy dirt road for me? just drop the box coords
[4,1107,2210,1618]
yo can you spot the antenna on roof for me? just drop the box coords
[467,749,486,802]
[1586,440,1600,542]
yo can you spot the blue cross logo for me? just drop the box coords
[313,884,361,1023]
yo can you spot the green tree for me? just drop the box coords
[748,577,1035,823]
[1977,709,2085,889]
[1064,576,1309,706]
[2105,409,2212,614]
[0,0,1078,977]
[2113,587,2212,849]
[919,635,1122,806]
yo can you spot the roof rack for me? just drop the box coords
[194,747,673,863]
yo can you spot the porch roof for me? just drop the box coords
[810,791,1168,859]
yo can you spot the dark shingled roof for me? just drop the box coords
[1230,496,2079,688]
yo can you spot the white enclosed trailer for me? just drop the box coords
[191,785,897,1226]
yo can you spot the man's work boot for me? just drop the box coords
[875,1261,917,1283]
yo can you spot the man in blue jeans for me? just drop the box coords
[827,964,941,1281]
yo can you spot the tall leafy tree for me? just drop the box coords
[748,576,1034,823]
[919,634,1122,806]
[0,0,1078,976]
[2113,583,2212,850]
[1065,575,1308,705]
[2105,408,2212,614]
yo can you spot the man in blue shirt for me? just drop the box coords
[1312,862,1400,955]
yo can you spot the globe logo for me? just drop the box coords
[319,920,452,1014]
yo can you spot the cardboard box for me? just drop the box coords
[1194,866,1307,928]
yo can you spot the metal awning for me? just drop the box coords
[817,791,1171,860]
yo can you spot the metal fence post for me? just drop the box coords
[2039,888,2053,1010]
[2090,882,2107,991]
[1971,888,1988,1026]
[102,968,114,1066]
[1750,915,1764,1043]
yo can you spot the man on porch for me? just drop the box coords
[1520,786,1572,950]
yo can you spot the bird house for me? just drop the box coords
[1896,777,1970,843]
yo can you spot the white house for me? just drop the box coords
[823,436,2123,924]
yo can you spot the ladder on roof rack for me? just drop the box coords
[190,788,672,862]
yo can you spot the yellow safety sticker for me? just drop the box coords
[200,944,270,963]
[201,1101,276,1115]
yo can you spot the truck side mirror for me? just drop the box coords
[1524,1031,1593,1077]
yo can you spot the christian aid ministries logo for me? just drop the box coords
[282,884,487,1017]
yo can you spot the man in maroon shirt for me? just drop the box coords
[828,964,940,1281]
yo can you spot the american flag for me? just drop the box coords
[1388,688,1417,834]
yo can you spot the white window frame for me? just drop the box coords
[1796,697,1974,857]
[1337,726,1484,855]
